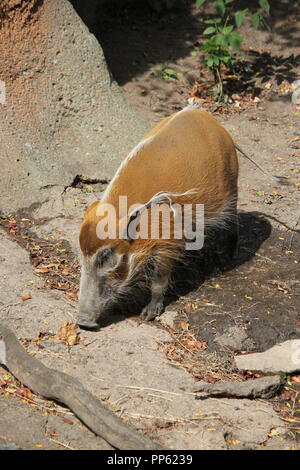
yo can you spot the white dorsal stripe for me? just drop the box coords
[101,104,201,202]
[101,135,154,202]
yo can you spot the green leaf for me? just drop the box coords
[228,32,243,50]
[234,8,248,28]
[214,0,225,17]
[212,34,223,45]
[203,26,216,35]
[221,25,233,34]
[224,0,235,3]
[207,57,214,67]
[203,18,222,24]
[252,12,261,28]
[190,50,198,56]
[164,68,176,75]
[259,0,270,15]
[196,0,206,7]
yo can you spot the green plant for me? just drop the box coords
[152,63,178,81]
[196,0,270,100]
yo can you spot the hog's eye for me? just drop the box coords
[96,247,117,269]
[96,247,112,266]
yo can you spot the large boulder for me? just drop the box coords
[0,0,148,212]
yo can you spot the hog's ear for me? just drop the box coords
[124,189,197,241]
[123,195,168,242]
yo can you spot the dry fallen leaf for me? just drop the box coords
[22,295,31,301]
[185,339,207,351]
[268,429,279,437]
[66,292,78,301]
[61,416,74,425]
[57,321,80,346]
[16,386,32,400]
[227,439,241,445]
[179,321,189,331]
[35,267,50,273]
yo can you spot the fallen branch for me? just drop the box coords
[192,375,282,399]
[0,323,162,450]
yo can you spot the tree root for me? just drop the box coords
[0,323,163,450]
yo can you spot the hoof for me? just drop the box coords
[140,303,164,321]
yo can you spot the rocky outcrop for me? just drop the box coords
[0,0,147,211]
[235,340,300,374]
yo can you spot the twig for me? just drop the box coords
[124,412,220,423]
[116,385,196,397]
[49,438,76,450]
[241,247,276,264]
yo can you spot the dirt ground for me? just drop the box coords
[97,0,300,352]
[0,0,300,450]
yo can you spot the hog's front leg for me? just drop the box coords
[140,265,170,321]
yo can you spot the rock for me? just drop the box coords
[0,0,148,212]
[291,80,300,107]
[158,310,178,329]
[214,326,254,350]
[0,340,6,365]
[192,375,281,399]
[292,88,300,107]
[235,340,300,374]
[291,80,300,90]
[0,444,22,450]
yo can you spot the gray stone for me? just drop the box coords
[0,444,22,450]
[214,326,254,350]
[158,310,178,329]
[192,375,281,399]
[0,0,148,212]
[235,340,300,374]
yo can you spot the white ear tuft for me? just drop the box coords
[124,189,197,241]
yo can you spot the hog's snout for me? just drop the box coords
[77,313,100,330]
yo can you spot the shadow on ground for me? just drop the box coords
[70,0,300,93]
[94,211,274,328]
[1,205,298,352]
[175,212,300,354]
[99,210,299,355]
[71,0,200,86]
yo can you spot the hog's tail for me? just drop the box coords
[234,143,290,186]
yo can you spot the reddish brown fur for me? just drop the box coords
[80,109,238,265]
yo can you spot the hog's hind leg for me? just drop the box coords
[227,206,239,260]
